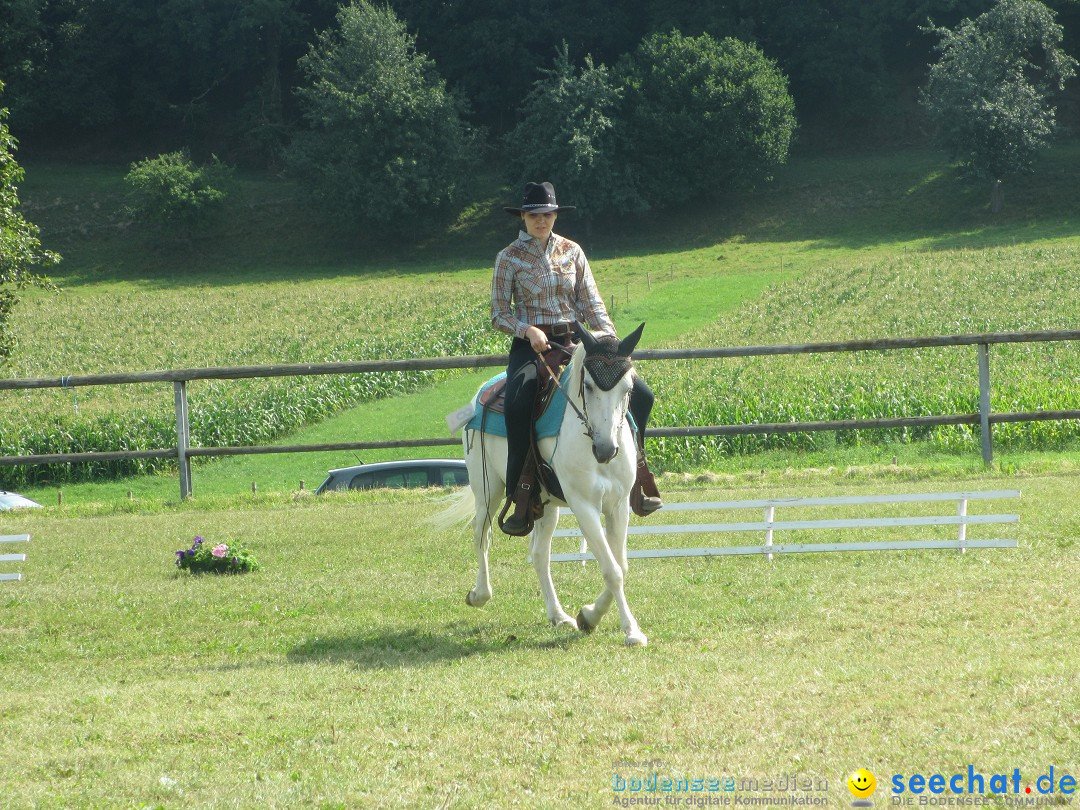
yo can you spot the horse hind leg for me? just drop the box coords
[466,487,501,608]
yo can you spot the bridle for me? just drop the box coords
[536,343,631,446]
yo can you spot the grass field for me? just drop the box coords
[1,469,1077,807]
[1,142,1078,808]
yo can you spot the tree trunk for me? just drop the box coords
[990,179,1004,213]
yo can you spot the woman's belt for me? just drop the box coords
[537,321,576,338]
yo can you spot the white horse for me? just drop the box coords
[436,324,648,647]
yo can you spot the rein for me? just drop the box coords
[535,345,594,440]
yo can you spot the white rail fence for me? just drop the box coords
[0,534,31,582]
[549,490,1020,564]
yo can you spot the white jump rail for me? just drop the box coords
[550,490,1019,563]
[0,534,31,582]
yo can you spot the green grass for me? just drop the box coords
[1,469,1077,806]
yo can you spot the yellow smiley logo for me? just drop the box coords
[848,769,877,798]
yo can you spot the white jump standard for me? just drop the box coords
[0,533,31,582]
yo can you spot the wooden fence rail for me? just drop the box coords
[1,330,1079,500]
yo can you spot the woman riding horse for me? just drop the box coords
[492,181,663,535]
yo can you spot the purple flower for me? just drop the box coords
[175,550,184,559]
[193,536,204,545]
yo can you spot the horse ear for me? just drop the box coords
[573,322,600,353]
[617,322,645,357]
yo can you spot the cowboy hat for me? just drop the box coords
[503,181,576,214]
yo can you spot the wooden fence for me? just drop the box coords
[1,329,1079,500]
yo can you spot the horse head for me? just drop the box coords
[571,322,645,463]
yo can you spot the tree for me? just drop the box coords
[0,80,59,367]
[288,0,476,227]
[124,150,232,241]
[506,44,643,220]
[390,0,650,131]
[0,1,340,164]
[921,0,1078,211]
[618,31,797,210]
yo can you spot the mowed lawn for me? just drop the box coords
[0,470,1077,807]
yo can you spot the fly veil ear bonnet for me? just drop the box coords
[572,323,646,390]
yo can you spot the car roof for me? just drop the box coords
[326,458,466,475]
[0,491,43,510]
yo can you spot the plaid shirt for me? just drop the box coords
[491,231,614,340]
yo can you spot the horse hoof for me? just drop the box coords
[551,615,577,630]
[576,609,595,634]
[466,590,489,608]
[625,631,648,648]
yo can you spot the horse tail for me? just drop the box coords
[430,486,476,532]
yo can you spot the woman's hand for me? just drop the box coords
[524,325,549,354]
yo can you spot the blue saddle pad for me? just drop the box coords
[464,370,637,439]
[465,371,568,439]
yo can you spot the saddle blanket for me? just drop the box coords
[461,370,637,439]
[464,371,568,439]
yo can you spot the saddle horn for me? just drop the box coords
[617,322,646,357]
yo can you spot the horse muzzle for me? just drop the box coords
[592,442,619,464]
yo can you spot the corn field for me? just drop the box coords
[2,242,1079,487]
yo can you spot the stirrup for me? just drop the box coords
[631,452,663,517]
[630,488,663,518]
[497,481,542,536]
[498,495,532,536]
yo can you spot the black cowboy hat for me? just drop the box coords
[503,181,576,214]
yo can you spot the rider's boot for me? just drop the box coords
[630,451,663,518]
[499,449,543,536]
[499,483,535,536]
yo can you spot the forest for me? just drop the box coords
[3,0,1078,164]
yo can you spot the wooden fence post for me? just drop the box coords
[174,380,192,499]
[977,344,992,465]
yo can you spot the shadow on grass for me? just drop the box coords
[287,622,583,669]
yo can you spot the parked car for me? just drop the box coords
[315,459,468,494]
[0,491,42,510]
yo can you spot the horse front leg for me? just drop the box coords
[606,499,647,647]
[466,488,501,608]
[530,506,576,629]
[575,506,647,647]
